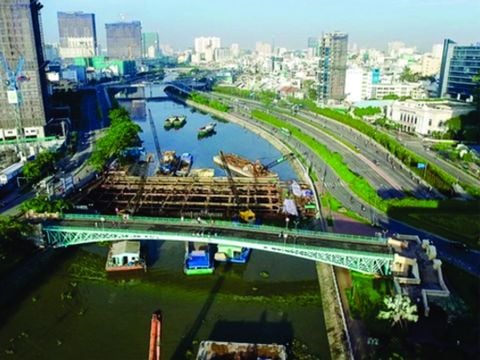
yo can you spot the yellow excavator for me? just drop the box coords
[219,151,256,223]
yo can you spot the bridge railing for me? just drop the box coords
[61,213,386,245]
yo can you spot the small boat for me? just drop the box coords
[148,311,162,360]
[198,122,216,137]
[164,116,176,129]
[172,115,186,128]
[105,241,146,272]
[175,153,193,177]
[184,242,214,275]
[159,150,179,175]
[214,245,252,264]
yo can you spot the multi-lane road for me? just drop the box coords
[205,91,480,276]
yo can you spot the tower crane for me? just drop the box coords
[0,51,27,156]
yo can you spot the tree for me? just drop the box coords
[88,107,142,171]
[0,216,33,248]
[378,294,419,328]
[23,150,58,182]
[20,195,72,214]
[400,67,421,83]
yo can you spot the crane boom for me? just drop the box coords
[264,152,295,170]
[148,108,162,168]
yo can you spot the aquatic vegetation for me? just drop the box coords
[259,271,270,278]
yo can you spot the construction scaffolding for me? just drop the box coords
[79,172,309,219]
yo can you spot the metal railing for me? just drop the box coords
[61,213,387,245]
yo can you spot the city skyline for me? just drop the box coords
[41,0,480,51]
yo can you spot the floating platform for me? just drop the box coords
[196,341,287,360]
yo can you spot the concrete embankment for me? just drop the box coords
[316,262,352,360]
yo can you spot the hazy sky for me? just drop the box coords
[41,0,480,51]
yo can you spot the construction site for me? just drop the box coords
[75,169,316,220]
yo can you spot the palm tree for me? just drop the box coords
[377,294,419,328]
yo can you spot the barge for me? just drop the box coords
[213,153,278,178]
[105,241,146,272]
[196,341,287,360]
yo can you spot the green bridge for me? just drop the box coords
[41,213,394,275]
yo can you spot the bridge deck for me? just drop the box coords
[50,213,389,254]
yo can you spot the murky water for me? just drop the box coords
[0,98,331,359]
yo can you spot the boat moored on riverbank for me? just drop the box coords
[213,153,278,178]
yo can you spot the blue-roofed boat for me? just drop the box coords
[184,242,214,275]
[214,245,252,264]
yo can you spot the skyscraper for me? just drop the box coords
[106,21,142,59]
[57,11,97,58]
[192,37,221,63]
[0,0,48,141]
[317,32,348,101]
[142,32,159,58]
[438,39,480,101]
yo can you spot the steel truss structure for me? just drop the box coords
[43,225,393,275]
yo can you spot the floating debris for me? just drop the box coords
[260,271,270,278]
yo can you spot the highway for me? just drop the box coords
[396,132,480,188]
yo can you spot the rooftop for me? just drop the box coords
[111,240,140,255]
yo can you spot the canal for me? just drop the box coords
[0,98,331,359]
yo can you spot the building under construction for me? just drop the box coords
[77,171,316,220]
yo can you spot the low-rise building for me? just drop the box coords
[371,82,426,99]
[388,99,474,135]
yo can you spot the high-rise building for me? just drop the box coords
[57,11,97,58]
[307,37,319,49]
[192,37,221,63]
[438,39,480,101]
[142,32,159,58]
[317,32,348,101]
[230,43,240,58]
[106,21,142,59]
[255,42,272,57]
[0,0,48,141]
